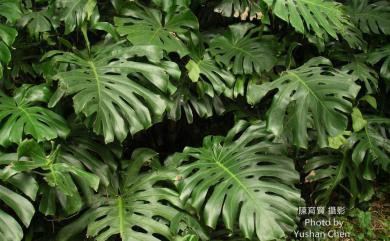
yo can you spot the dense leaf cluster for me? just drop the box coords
[0,0,389,241]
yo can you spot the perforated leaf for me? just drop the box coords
[0,84,70,147]
[46,43,177,143]
[248,57,360,148]
[263,0,347,39]
[169,121,301,241]
[209,23,278,75]
[115,3,198,57]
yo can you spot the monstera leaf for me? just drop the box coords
[0,153,36,241]
[14,140,100,215]
[214,0,265,21]
[59,120,119,187]
[0,84,70,147]
[304,153,374,205]
[263,0,346,39]
[55,0,97,34]
[0,0,22,22]
[115,3,198,57]
[209,23,278,75]
[168,121,301,241]
[57,148,207,241]
[186,40,236,98]
[367,44,390,80]
[0,24,17,78]
[247,57,360,148]
[0,0,20,77]
[342,59,378,94]
[347,0,390,35]
[0,185,35,241]
[348,116,390,172]
[18,7,58,38]
[46,42,178,143]
[168,85,225,123]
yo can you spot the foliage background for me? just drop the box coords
[0,0,389,240]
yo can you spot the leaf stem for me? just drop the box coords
[81,23,91,53]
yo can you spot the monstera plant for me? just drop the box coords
[0,0,389,241]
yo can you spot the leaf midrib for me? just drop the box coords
[117,196,125,238]
[288,71,332,118]
[88,60,102,111]
[18,106,38,137]
[213,151,262,211]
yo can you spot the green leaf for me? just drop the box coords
[47,43,177,143]
[15,140,100,215]
[18,8,57,39]
[342,59,378,94]
[0,0,22,23]
[0,24,17,78]
[57,148,207,241]
[347,0,390,35]
[351,108,367,132]
[0,209,23,241]
[328,131,350,150]
[263,0,346,39]
[209,23,278,75]
[170,121,301,241]
[0,185,35,227]
[55,0,97,34]
[186,60,200,83]
[115,3,198,57]
[168,85,225,124]
[0,179,35,240]
[349,117,390,172]
[0,84,70,147]
[59,120,119,187]
[247,57,360,148]
[367,44,390,80]
[0,24,17,49]
[360,95,377,109]
[304,154,374,205]
[187,49,235,98]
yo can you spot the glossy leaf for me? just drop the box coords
[57,148,207,241]
[0,24,17,78]
[367,44,390,80]
[55,0,97,34]
[0,84,70,147]
[169,121,301,241]
[18,8,57,38]
[46,43,177,143]
[247,57,360,148]
[115,3,198,57]
[342,59,378,94]
[305,154,374,205]
[347,0,390,35]
[263,0,347,39]
[0,0,22,23]
[348,116,390,172]
[15,140,100,215]
[209,23,278,75]
[0,153,36,241]
[186,53,235,98]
